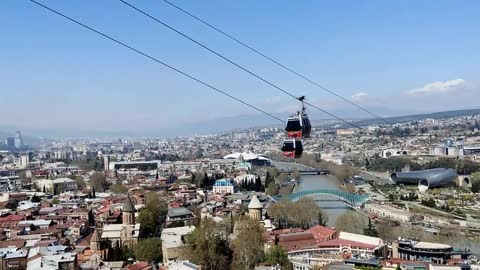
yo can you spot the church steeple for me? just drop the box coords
[122,194,136,225]
[90,229,101,251]
[248,194,263,221]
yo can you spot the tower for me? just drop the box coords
[6,137,15,149]
[14,131,23,149]
[90,229,101,251]
[248,194,262,221]
[122,194,136,225]
[103,156,110,171]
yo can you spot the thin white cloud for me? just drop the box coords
[264,96,281,104]
[351,92,368,100]
[407,78,466,96]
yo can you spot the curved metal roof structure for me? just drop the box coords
[272,189,369,208]
[390,168,457,190]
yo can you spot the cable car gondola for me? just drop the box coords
[281,139,303,159]
[285,96,311,138]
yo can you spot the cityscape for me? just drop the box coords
[1,1,480,270]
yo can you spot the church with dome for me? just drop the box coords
[100,194,140,248]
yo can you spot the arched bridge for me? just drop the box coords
[272,189,369,208]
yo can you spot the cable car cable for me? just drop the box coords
[26,0,284,124]
[158,0,392,125]
[118,0,361,129]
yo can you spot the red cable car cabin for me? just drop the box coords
[281,139,303,158]
[285,112,311,138]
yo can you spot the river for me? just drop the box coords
[272,161,355,226]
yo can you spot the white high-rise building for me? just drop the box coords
[14,130,23,149]
[20,155,29,168]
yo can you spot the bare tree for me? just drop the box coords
[232,216,265,270]
[334,211,367,234]
[291,168,301,181]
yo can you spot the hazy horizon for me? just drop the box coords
[1,1,480,137]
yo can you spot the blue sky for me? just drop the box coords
[1,0,479,136]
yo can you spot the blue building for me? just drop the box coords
[6,137,15,149]
[213,179,234,194]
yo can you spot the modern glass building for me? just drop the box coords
[390,168,458,190]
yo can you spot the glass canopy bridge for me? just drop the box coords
[272,189,370,208]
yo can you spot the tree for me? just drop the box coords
[89,172,110,192]
[88,209,95,227]
[264,245,292,269]
[254,176,264,192]
[6,201,18,210]
[333,165,358,181]
[265,171,274,187]
[137,192,168,237]
[232,216,265,270]
[31,194,41,203]
[421,198,436,208]
[268,198,325,229]
[294,197,322,228]
[110,183,128,194]
[193,172,207,187]
[335,211,367,234]
[291,168,301,181]
[318,210,329,226]
[134,238,162,263]
[186,218,229,270]
[363,218,379,237]
[277,173,289,185]
[470,172,480,193]
[145,191,168,216]
[74,176,86,189]
[266,182,280,196]
[137,209,157,237]
[74,158,101,171]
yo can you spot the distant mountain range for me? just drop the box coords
[349,109,480,127]
[1,109,479,139]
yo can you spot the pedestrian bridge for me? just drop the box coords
[272,189,369,208]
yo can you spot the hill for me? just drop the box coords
[349,109,480,127]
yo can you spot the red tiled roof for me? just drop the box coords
[34,240,57,247]
[128,262,151,270]
[308,225,336,236]
[0,240,25,248]
[169,202,183,208]
[316,238,377,249]
[277,231,318,251]
[271,228,304,235]
[279,232,315,242]
[0,215,25,222]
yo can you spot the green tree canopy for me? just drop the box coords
[471,172,480,193]
[363,218,379,237]
[137,192,168,237]
[186,218,229,270]
[137,209,157,237]
[264,245,292,269]
[134,238,162,263]
[266,182,280,196]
